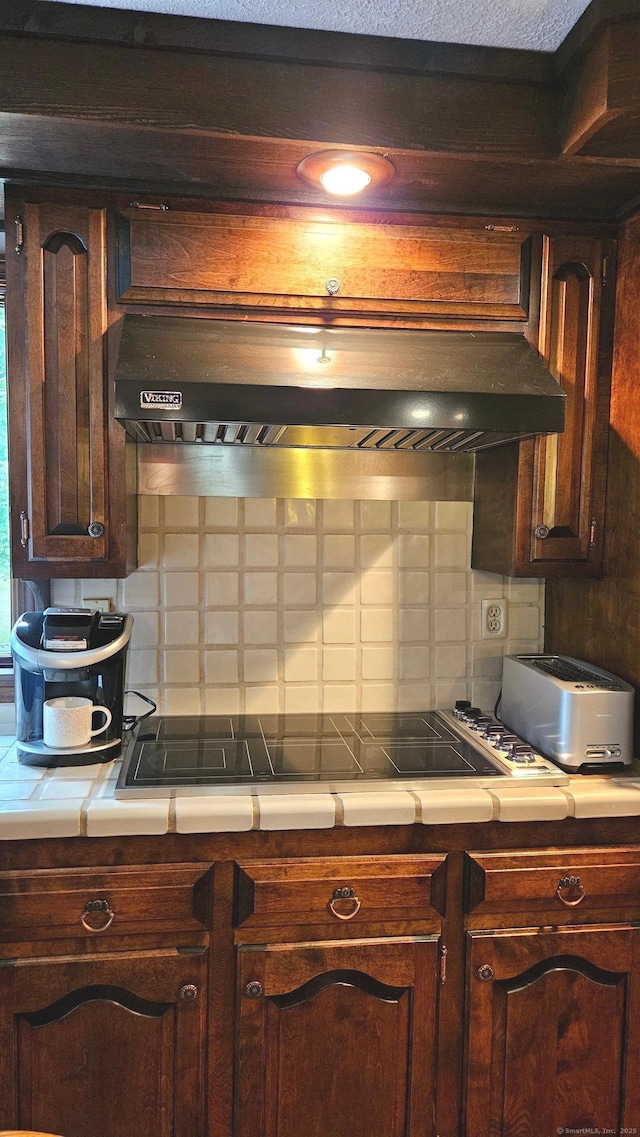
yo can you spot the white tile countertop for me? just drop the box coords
[3,737,640,838]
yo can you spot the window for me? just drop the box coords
[0,300,9,664]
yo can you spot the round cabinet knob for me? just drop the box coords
[81,898,114,933]
[534,524,550,540]
[88,521,105,538]
[179,984,198,1003]
[324,278,340,296]
[477,964,495,982]
[556,875,586,907]
[244,981,264,999]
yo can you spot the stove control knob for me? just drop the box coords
[495,733,518,749]
[463,707,482,722]
[485,727,505,741]
[473,716,493,732]
[509,744,536,763]
[454,700,471,717]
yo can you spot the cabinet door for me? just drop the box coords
[464,926,640,1137]
[115,205,532,321]
[236,936,440,1137]
[6,195,134,578]
[527,235,615,572]
[472,235,615,577]
[0,949,206,1137]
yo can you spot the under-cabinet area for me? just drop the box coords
[3,185,617,583]
[2,821,640,1137]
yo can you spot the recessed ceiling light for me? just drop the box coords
[296,150,395,196]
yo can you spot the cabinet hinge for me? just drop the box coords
[0,958,18,968]
[439,944,448,984]
[19,511,29,548]
[129,201,169,211]
[176,945,206,955]
[15,215,24,255]
[589,517,597,549]
[602,254,609,286]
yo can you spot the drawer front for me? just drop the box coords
[466,847,640,916]
[235,854,447,930]
[0,864,211,942]
[115,207,531,320]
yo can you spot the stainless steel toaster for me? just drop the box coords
[501,655,635,772]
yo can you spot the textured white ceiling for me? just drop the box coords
[45,0,592,52]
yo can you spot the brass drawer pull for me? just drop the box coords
[556,876,586,907]
[328,886,361,922]
[179,984,198,1003]
[81,898,115,932]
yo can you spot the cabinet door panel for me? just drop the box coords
[116,206,531,320]
[465,926,640,1137]
[6,191,136,578]
[530,236,614,569]
[236,936,439,1137]
[26,203,107,562]
[0,950,206,1137]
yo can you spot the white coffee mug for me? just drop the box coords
[43,696,112,749]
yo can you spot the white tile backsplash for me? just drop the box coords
[51,497,545,715]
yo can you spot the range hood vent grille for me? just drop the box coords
[123,419,523,453]
[115,315,566,455]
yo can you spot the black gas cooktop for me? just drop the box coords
[116,710,514,796]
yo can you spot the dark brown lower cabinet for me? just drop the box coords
[235,936,440,1137]
[464,926,640,1137]
[0,948,207,1137]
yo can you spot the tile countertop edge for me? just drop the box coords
[2,740,640,836]
[2,774,640,838]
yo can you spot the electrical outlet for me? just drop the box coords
[481,599,506,639]
[80,597,111,613]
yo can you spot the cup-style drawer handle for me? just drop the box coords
[328,886,361,922]
[81,898,115,932]
[556,876,586,907]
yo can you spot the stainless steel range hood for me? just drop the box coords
[115,315,565,455]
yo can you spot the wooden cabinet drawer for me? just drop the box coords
[235,854,446,930]
[0,864,211,942]
[466,847,640,917]
[115,205,532,320]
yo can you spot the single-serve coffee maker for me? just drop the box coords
[11,607,133,767]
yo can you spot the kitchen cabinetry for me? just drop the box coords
[472,234,616,577]
[3,830,640,1137]
[464,926,640,1136]
[0,949,207,1137]
[4,190,136,578]
[114,203,533,323]
[463,845,640,1136]
[0,862,211,1137]
[235,937,439,1137]
[233,854,445,1137]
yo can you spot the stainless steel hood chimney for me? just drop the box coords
[114,315,565,455]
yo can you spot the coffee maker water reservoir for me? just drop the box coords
[11,607,133,767]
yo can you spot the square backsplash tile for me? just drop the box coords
[51,497,544,715]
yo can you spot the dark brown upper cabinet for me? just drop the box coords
[114,203,533,324]
[5,192,136,578]
[472,234,616,577]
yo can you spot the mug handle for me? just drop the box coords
[90,706,113,736]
